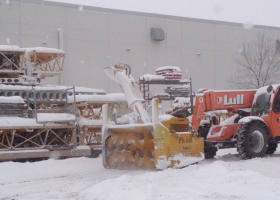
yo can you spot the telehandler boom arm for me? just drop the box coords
[192,89,256,132]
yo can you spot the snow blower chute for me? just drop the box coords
[102,64,204,169]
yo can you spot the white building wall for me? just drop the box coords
[1,0,280,94]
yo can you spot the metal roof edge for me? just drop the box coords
[9,0,280,30]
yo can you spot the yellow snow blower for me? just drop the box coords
[102,64,204,170]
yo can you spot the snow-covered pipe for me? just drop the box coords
[104,66,151,124]
[152,98,159,123]
[102,104,108,129]
[58,28,64,50]
[58,28,64,85]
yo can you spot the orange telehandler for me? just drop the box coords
[192,85,280,159]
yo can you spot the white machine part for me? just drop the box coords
[104,65,151,124]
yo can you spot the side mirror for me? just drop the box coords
[267,85,273,93]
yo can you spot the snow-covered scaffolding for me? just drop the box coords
[25,47,65,79]
[0,45,25,83]
[0,46,66,85]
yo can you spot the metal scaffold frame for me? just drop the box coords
[139,78,194,114]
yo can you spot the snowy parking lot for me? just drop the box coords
[1,148,280,200]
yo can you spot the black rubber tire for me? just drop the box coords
[90,149,102,158]
[266,143,278,154]
[198,125,216,159]
[237,123,268,159]
[198,124,210,140]
[204,142,218,159]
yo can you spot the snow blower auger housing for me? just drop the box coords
[102,64,204,170]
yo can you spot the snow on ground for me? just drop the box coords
[1,148,280,200]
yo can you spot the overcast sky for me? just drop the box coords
[47,0,280,28]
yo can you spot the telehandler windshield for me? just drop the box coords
[252,91,271,116]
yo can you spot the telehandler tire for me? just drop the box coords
[198,124,210,139]
[237,123,268,159]
[266,143,278,154]
[204,142,218,159]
